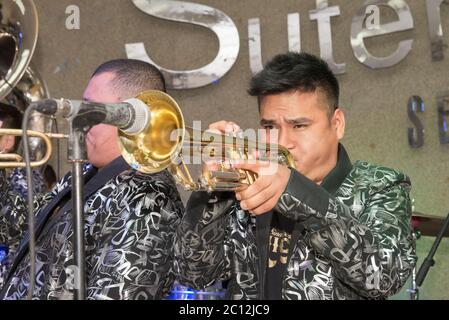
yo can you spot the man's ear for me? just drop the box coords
[333,108,346,140]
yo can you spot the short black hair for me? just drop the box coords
[0,103,23,151]
[91,59,166,97]
[249,52,339,115]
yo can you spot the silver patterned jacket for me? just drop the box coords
[0,156,184,300]
[174,145,417,300]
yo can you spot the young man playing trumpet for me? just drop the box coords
[175,52,417,300]
[0,59,184,300]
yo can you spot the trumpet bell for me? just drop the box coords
[118,90,185,174]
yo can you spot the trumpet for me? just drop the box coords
[0,129,67,168]
[118,90,296,192]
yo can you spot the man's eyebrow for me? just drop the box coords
[285,117,312,125]
[260,117,313,126]
[260,119,276,126]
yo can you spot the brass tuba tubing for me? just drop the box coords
[0,129,67,168]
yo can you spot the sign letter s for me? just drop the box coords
[126,0,240,89]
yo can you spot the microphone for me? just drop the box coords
[32,98,151,135]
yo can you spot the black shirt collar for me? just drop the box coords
[92,155,130,175]
[86,156,131,191]
[320,144,353,195]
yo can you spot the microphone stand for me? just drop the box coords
[67,119,89,300]
[411,213,449,300]
[64,102,115,300]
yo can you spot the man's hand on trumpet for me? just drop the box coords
[202,120,242,173]
[233,160,291,215]
[205,121,292,216]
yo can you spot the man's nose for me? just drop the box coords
[278,129,295,150]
